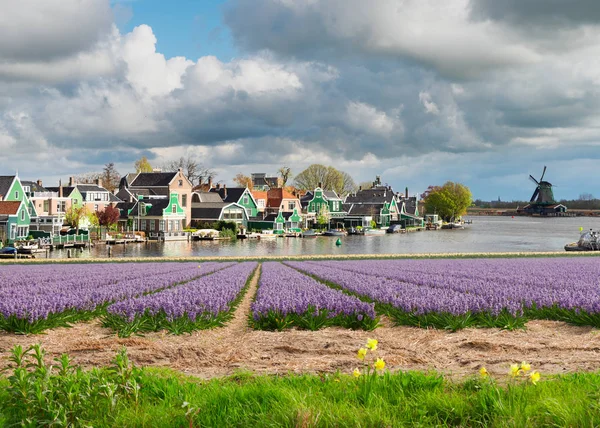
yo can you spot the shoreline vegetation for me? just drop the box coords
[1,250,600,264]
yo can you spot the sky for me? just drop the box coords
[1,0,599,201]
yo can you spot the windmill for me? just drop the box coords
[529,166,555,205]
[523,166,565,215]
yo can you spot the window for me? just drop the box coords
[288,201,295,211]
[243,195,249,205]
[140,220,146,230]
[159,220,165,231]
[258,199,265,208]
[172,205,177,214]
[21,209,25,221]
[178,180,183,187]
[23,186,30,193]
[182,194,187,207]
[10,224,16,239]
[15,190,19,199]
[150,220,155,231]
[174,221,180,231]
[276,222,283,230]
[94,204,99,212]
[73,199,78,205]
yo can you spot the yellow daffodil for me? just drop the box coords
[357,348,368,360]
[510,364,520,377]
[366,338,378,351]
[520,361,531,372]
[374,358,386,371]
[479,367,489,378]
[353,368,361,378]
[529,371,540,385]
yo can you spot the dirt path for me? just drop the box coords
[2,264,600,380]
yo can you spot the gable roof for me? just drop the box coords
[210,187,247,203]
[192,192,223,203]
[130,198,174,217]
[21,181,49,193]
[266,188,298,208]
[251,191,268,201]
[344,203,384,216]
[191,201,228,220]
[345,186,396,204]
[130,172,178,187]
[46,186,75,197]
[0,176,16,198]
[0,201,21,215]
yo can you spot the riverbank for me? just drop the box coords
[1,250,600,264]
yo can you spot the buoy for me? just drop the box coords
[336,238,342,246]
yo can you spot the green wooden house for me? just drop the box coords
[301,187,345,226]
[210,186,259,218]
[0,201,31,244]
[270,208,302,234]
[128,193,188,235]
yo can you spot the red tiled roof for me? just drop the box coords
[0,201,21,215]
[251,191,267,200]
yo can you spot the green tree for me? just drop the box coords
[134,156,153,173]
[316,203,330,229]
[294,164,357,196]
[423,181,472,222]
[64,206,89,234]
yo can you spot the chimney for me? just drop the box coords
[208,177,213,190]
[318,182,322,189]
[69,176,75,186]
[96,178,103,188]
[405,187,409,198]
[359,186,362,191]
[216,183,221,190]
[37,179,42,187]
[59,179,63,198]
[223,184,227,199]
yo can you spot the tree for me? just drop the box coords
[163,155,216,187]
[316,203,330,228]
[233,173,253,189]
[134,156,153,173]
[423,181,472,221]
[294,164,357,196]
[101,163,120,192]
[64,206,88,234]
[278,166,293,187]
[96,205,121,229]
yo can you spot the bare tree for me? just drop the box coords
[294,164,357,196]
[233,173,253,189]
[277,166,293,187]
[101,163,120,192]
[162,156,216,187]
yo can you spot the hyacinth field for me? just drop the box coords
[250,262,378,331]
[103,262,258,337]
[2,257,600,336]
[0,262,236,334]
[285,258,600,330]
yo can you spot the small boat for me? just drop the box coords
[191,229,220,240]
[258,232,277,239]
[363,227,386,236]
[347,227,364,235]
[0,247,17,254]
[301,229,317,238]
[441,222,465,230]
[323,229,346,237]
[565,230,600,251]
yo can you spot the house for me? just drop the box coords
[398,192,424,227]
[301,187,346,227]
[263,208,303,235]
[191,201,249,228]
[210,185,259,218]
[344,181,401,227]
[117,169,193,227]
[251,173,279,191]
[251,190,268,214]
[127,193,187,236]
[266,188,301,215]
[46,177,119,213]
[22,180,67,235]
[0,201,31,244]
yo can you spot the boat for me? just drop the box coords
[363,227,386,236]
[441,222,465,230]
[258,231,277,239]
[0,247,17,255]
[565,230,600,251]
[191,229,220,241]
[323,229,346,237]
[301,229,317,238]
[347,227,364,235]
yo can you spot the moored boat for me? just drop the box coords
[565,230,600,251]
[323,229,346,236]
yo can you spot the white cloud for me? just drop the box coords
[346,101,402,138]
[419,91,439,115]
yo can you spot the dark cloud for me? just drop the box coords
[469,0,600,27]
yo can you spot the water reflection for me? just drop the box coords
[49,216,598,259]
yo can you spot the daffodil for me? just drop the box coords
[529,371,540,385]
[374,358,386,371]
[479,367,489,378]
[510,364,520,377]
[520,361,531,372]
[357,348,368,360]
[353,368,361,378]
[366,338,378,351]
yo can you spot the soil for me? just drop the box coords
[2,265,600,381]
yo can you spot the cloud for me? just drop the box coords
[1,0,600,200]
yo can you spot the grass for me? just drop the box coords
[2,345,600,427]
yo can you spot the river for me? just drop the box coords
[43,216,600,259]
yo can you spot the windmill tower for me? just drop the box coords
[523,166,564,215]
